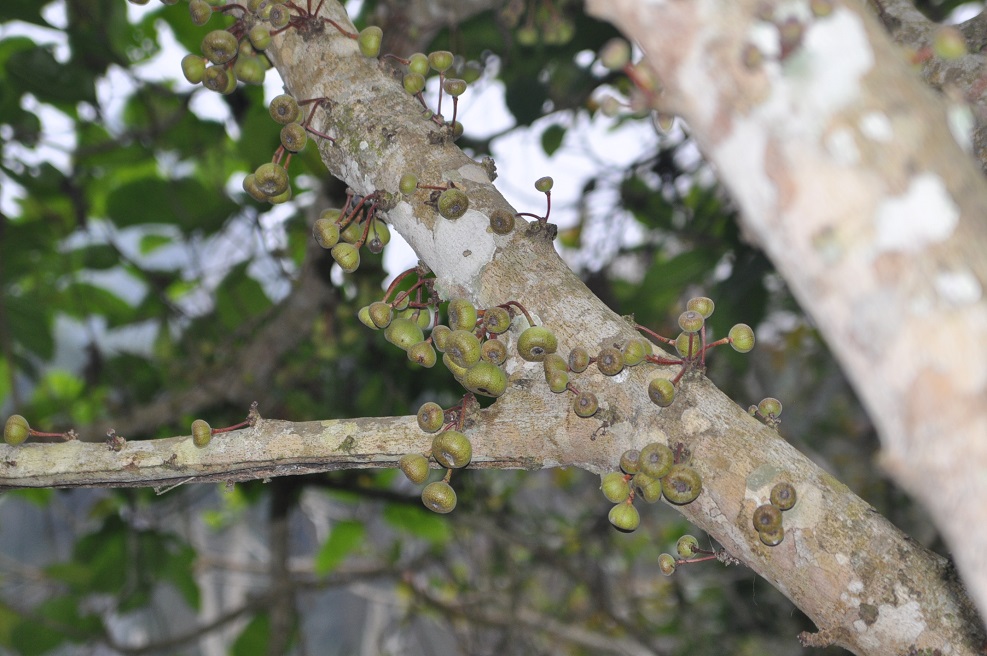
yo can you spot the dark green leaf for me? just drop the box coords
[105,176,237,235]
[5,45,96,105]
[215,263,271,330]
[231,613,270,656]
[5,295,54,359]
[540,124,566,157]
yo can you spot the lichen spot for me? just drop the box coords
[680,407,711,435]
[935,268,982,305]
[874,174,958,253]
[859,112,892,142]
[359,140,368,151]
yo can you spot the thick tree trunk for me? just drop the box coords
[3,1,986,653]
[585,0,987,635]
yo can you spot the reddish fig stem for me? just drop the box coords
[213,419,251,435]
[645,354,683,366]
[543,191,551,223]
[501,301,534,326]
[565,383,581,395]
[318,16,357,38]
[382,268,420,301]
[382,54,410,65]
[451,97,459,127]
[635,324,674,345]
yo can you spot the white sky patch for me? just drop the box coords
[874,173,959,253]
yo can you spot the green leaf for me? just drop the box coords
[383,504,451,543]
[105,176,238,235]
[5,294,54,359]
[314,520,365,575]
[138,234,173,255]
[72,244,119,270]
[59,282,135,327]
[159,541,201,610]
[540,124,566,157]
[0,2,49,26]
[231,613,270,656]
[5,45,97,105]
[215,263,271,330]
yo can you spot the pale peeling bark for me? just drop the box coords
[587,0,987,643]
[4,1,987,653]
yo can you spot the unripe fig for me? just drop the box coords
[489,209,515,235]
[269,94,300,125]
[546,369,569,394]
[340,221,363,244]
[658,553,677,576]
[758,397,783,419]
[599,38,630,70]
[431,325,452,352]
[422,481,457,513]
[648,378,675,407]
[399,453,429,484]
[601,472,631,503]
[686,296,715,319]
[621,338,651,366]
[280,122,308,152]
[759,525,785,546]
[4,415,29,446]
[752,503,782,533]
[480,339,508,366]
[482,306,511,334]
[619,449,640,475]
[392,293,410,312]
[399,173,418,195]
[463,361,508,397]
[320,208,342,222]
[445,329,481,368]
[596,347,624,376]
[729,323,755,353]
[417,402,445,433]
[181,54,207,84]
[242,174,267,202]
[408,341,437,368]
[254,162,289,197]
[661,464,702,505]
[233,55,265,85]
[384,317,424,351]
[312,218,340,249]
[534,176,554,193]
[542,352,567,375]
[517,326,557,362]
[189,0,212,25]
[201,30,238,65]
[268,185,291,204]
[567,346,590,373]
[770,482,797,511]
[403,72,426,95]
[408,52,429,75]
[202,65,231,93]
[248,24,271,50]
[633,472,662,503]
[608,502,640,532]
[572,391,599,418]
[358,305,377,330]
[358,26,383,57]
[674,332,701,358]
[447,298,477,332]
[368,301,393,329]
[676,534,700,558]
[442,352,469,380]
[428,50,454,72]
[438,188,469,220]
[638,442,673,479]
[678,310,705,334]
[432,430,472,468]
[191,418,212,448]
[331,242,360,273]
[268,4,290,28]
[443,78,467,97]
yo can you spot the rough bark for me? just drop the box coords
[4,1,987,654]
[585,0,987,641]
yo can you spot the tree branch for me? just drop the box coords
[586,0,987,641]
